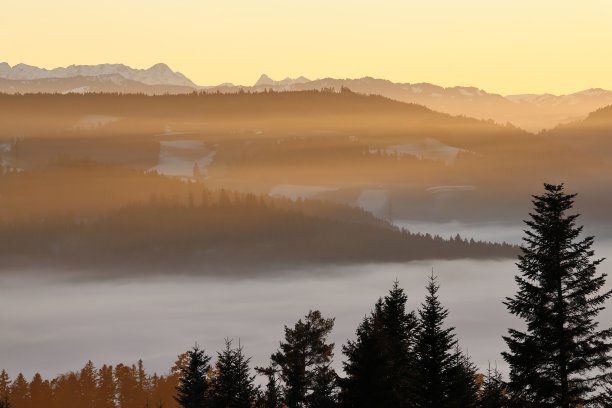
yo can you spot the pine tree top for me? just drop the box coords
[503,183,612,406]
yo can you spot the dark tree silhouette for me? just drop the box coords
[340,300,391,407]
[0,370,10,408]
[381,281,419,406]
[306,363,339,408]
[175,345,211,408]
[413,274,457,408]
[447,347,479,408]
[210,339,257,408]
[478,363,506,408]
[341,281,418,408]
[270,310,335,408]
[503,183,612,407]
[255,364,282,408]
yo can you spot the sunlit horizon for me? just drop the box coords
[4,0,612,95]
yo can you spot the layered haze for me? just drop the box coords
[3,0,612,397]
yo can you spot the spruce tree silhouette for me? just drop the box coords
[503,183,612,407]
[29,373,52,407]
[80,360,98,408]
[175,345,211,408]
[341,280,418,408]
[210,339,257,408]
[382,280,419,407]
[447,346,479,408]
[9,374,28,408]
[341,299,393,408]
[413,273,457,408]
[478,363,506,408]
[0,370,9,408]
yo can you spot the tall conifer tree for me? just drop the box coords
[478,364,506,408]
[341,281,418,408]
[340,300,391,408]
[210,339,257,408]
[29,373,51,408]
[447,347,479,408]
[9,374,28,408]
[413,274,457,408]
[96,365,116,408]
[382,280,419,406]
[503,184,612,407]
[80,360,99,407]
[175,345,211,408]
[0,370,10,408]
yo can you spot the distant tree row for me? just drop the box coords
[0,360,178,408]
[0,185,516,273]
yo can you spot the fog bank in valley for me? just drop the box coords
[3,240,612,381]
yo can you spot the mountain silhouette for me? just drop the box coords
[0,62,196,87]
[204,76,612,132]
[255,74,311,87]
[3,63,612,131]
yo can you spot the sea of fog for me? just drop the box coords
[2,222,612,382]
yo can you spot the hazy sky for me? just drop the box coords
[3,0,612,94]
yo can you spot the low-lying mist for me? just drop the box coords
[3,248,611,381]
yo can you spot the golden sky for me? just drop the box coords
[3,0,611,94]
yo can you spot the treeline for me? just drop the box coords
[0,361,178,408]
[0,161,517,275]
[0,89,436,120]
[0,186,517,274]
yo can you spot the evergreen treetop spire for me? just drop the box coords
[503,183,612,407]
[413,273,458,408]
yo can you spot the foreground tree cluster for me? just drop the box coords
[1,184,611,408]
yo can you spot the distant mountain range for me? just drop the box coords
[0,62,195,87]
[213,75,612,132]
[2,63,612,131]
[0,74,196,95]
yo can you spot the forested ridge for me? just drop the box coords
[0,162,516,275]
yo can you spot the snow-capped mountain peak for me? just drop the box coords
[0,62,197,88]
